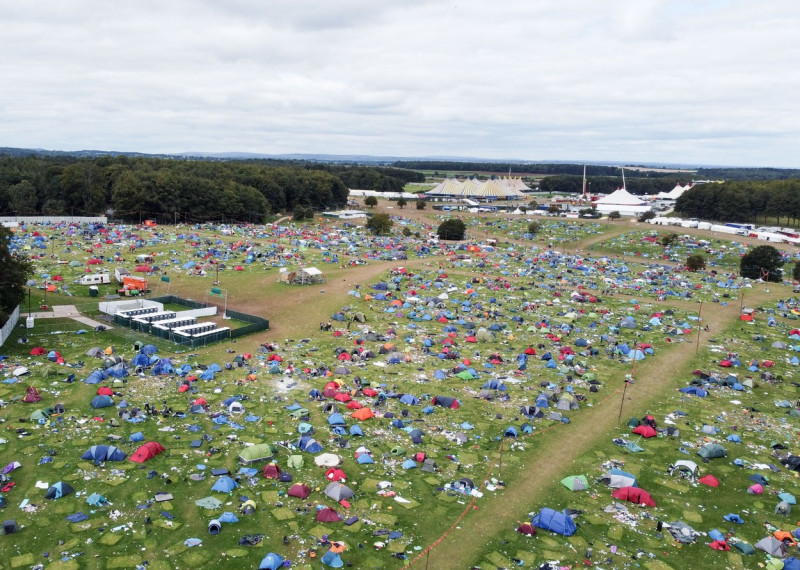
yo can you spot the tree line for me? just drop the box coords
[0,156,376,222]
[537,175,691,196]
[675,180,800,226]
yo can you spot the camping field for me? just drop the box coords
[2,210,800,569]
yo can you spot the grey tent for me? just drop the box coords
[665,521,699,544]
[1,520,18,535]
[776,501,792,515]
[208,519,221,534]
[195,496,223,510]
[668,460,699,483]
[324,482,355,501]
[755,536,786,557]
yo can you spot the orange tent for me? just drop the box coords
[351,408,374,421]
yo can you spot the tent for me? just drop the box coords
[81,445,127,465]
[262,463,281,479]
[23,386,42,403]
[612,486,656,507]
[208,519,221,535]
[599,468,637,488]
[325,482,355,501]
[531,508,577,536]
[259,553,284,570]
[560,475,588,491]
[698,474,720,487]
[669,460,700,483]
[698,443,726,459]
[755,536,787,557]
[195,496,223,510]
[130,441,165,463]
[316,507,342,522]
[288,483,311,499]
[211,476,238,493]
[517,522,537,536]
[45,481,74,500]
[239,443,274,464]
[91,395,113,408]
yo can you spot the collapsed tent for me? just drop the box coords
[612,486,656,507]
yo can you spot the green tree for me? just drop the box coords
[793,261,800,283]
[364,196,378,208]
[366,213,393,236]
[740,245,783,282]
[402,227,412,237]
[0,226,32,324]
[547,204,560,214]
[660,232,679,247]
[437,218,466,240]
[638,210,656,222]
[686,254,706,271]
[396,197,407,209]
[416,200,426,210]
[608,211,621,220]
[528,200,538,210]
[527,221,541,235]
[292,204,313,221]
[8,180,38,214]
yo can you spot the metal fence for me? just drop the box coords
[0,306,21,347]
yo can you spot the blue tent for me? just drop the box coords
[298,435,323,453]
[678,387,708,397]
[402,459,417,469]
[357,454,374,464]
[219,511,239,523]
[129,431,145,442]
[45,481,74,500]
[349,425,363,436]
[211,476,238,493]
[81,445,127,465]
[399,394,419,405]
[328,413,345,426]
[132,353,150,367]
[259,553,284,570]
[531,508,577,536]
[91,395,113,408]
[84,370,107,384]
[505,426,518,437]
[321,550,344,567]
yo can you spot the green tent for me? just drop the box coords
[195,496,223,510]
[697,443,726,460]
[390,446,406,456]
[456,371,475,380]
[289,408,309,419]
[560,475,588,491]
[239,443,275,464]
[286,455,304,469]
[30,410,49,421]
[733,541,755,555]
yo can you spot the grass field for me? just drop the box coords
[1,212,800,569]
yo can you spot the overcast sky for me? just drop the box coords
[2,0,798,167]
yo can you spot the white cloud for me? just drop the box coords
[0,0,798,166]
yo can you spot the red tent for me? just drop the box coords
[130,442,165,463]
[23,386,42,403]
[135,265,152,273]
[612,486,656,507]
[362,388,378,397]
[316,507,341,522]
[698,474,720,488]
[709,540,730,551]
[632,425,658,438]
[288,483,311,499]
[333,393,352,403]
[517,522,537,536]
[97,386,113,396]
[325,468,347,481]
[30,347,47,356]
[194,398,207,406]
[262,463,281,479]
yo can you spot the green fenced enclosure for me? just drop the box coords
[112,295,269,347]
